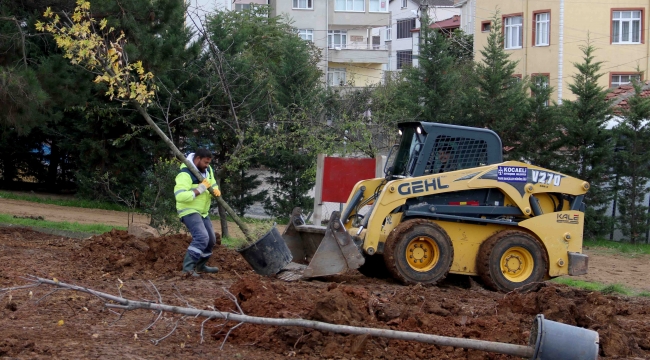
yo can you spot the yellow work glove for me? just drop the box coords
[212,187,221,197]
[200,179,211,188]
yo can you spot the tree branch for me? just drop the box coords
[4,276,535,358]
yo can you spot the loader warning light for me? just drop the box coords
[448,201,480,206]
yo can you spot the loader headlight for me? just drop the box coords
[416,126,422,134]
[398,129,403,136]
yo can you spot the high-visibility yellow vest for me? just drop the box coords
[174,163,218,218]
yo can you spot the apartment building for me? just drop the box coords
[270,0,390,87]
[454,0,475,35]
[474,0,650,102]
[378,0,458,72]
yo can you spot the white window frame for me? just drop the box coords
[369,0,387,12]
[328,68,347,86]
[535,12,550,46]
[401,0,407,8]
[612,10,642,44]
[611,73,641,88]
[292,0,313,10]
[504,15,523,49]
[335,0,364,12]
[328,30,347,49]
[235,3,252,11]
[385,27,392,41]
[298,29,314,41]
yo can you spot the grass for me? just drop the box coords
[0,191,136,212]
[221,236,251,250]
[0,213,125,234]
[550,277,650,297]
[210,214,289,226]
[584,238,650,256]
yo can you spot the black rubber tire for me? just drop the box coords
[477,230,548,293]
[357,254,391,278]
[383,219,453,285]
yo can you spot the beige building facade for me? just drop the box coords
[269,0,389,87]
[474,0,650,102]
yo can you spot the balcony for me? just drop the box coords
[330,10,389,27]
[328,44,388,64]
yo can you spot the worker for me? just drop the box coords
[437,146,457,173]
[174,148,222,277]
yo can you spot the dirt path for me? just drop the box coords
[0,198,256,238]
[0,198,150,227]
[573,249,650,292]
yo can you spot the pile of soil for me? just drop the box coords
[210,274,649,359]
[80,230,253,278]
[2,226,650,359]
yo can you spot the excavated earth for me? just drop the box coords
[1,227,650,359]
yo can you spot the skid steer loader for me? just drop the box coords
[280,122,589,292]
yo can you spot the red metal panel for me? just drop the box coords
[321,157,377,203]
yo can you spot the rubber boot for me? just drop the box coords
[196,257,219,274]
[182,252,200,277]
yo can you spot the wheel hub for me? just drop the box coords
[406,236,439,272]
[503,254,522,273]
[499,246,535,282]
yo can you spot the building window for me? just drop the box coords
[328,30,347,49]
[397,18,416,39]
[612,10,643,44]
[385,27,392,41]
[396,50,412,69]
[335,0,364,12]
[611,73,641,88]
[293,0,312,9]
[328,68,346,86]
[401,0,407,8]
[298,29,313,41]
[532,74,550,106]
[533,11,550,46]
[235,3,252,11]
[504,14,523,49]
[481,21,491,32]
[369,0,387,12]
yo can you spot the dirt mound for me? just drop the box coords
[499,283,650,358]
[210,276,524,359]
[80,230,252,278]
[208,277,650,359]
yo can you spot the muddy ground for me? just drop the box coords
[1,228,650,359]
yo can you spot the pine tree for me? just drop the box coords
[560,40,614,238]
[613,81,650,243]
[509,75,562,169]
[221,168,268,218]
[402,13,461,123]
[262,149,315,219]
[464,14,529,152]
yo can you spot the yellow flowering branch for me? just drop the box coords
[36,0,156,104]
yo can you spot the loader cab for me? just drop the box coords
[385,122,503,180]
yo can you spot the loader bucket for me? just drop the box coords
[281,207,365,279]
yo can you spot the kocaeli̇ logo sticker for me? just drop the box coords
[497,166,528,182]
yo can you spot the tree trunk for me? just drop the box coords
[218,203,229,238]
[47,141,60,192]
